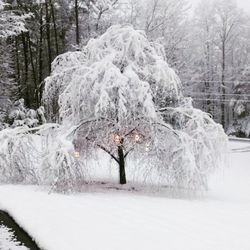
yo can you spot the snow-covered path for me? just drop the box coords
[0,141,249,250]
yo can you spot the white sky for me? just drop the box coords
[188,0,250,12]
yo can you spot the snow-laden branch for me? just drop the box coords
[0,2,31,38]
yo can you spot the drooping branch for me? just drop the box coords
[69,117,114,137]
[158,107,193,119]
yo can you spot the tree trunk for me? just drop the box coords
[27,32,39,107]
[221,40,226,128]
[49,0,59,55]
[21,32,30,107]
[118,145,126,185]
[45,0,52,73]
[14,36,21,97]
[75,0,80,46]
[38,3,44,104]
[205,35,211,114]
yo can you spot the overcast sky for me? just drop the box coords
[188,0,250,12]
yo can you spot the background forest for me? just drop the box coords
[0,0,250,137]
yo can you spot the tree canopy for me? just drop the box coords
[44,25,228,189]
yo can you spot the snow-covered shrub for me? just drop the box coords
[227,116,250,138]
[0,124,85,192]
[7,99,46,128]
[0,126,39,183]
[44,25,228,190]
[39,126,86,192]
[228,67,250,138]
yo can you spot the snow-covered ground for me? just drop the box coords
[0,225,28,250]
[0,141,249,250]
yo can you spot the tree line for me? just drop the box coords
[0,0,250,135]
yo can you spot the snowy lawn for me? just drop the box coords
[0,226,28,250]
[0,141,250,250]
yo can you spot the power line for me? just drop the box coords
[192,98,250,103]
[185,92,250,97]
[182,80,250,83]
[183,82,250,86]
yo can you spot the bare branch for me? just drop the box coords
[96,143,119,163]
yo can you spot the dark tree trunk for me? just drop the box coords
[75,0,80,45]
[45,0,52,73]
[118,145,126,185]
[205,36,211,114]
[221,40,226,128]
[14,36,21,96]
[27,32,39,107]
[21,32,30,107]
[38,4,44,103]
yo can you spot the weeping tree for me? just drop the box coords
[44,25,227,189]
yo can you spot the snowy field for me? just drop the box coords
[0,141,250,250]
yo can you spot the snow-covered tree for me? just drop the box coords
[184,0,247,129]
[228,67,250,137]
[0,96,11,130]
[0,0,29,38]
[0,0,31,122]
[44,25,227,189]
[0,40,18,100]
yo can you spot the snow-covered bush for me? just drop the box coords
[0,99,85,192]
[43,25,228,189]
[7,99,46,128]
[0,124,85,192]
[228,116,250,138]
[40,126,86,192]
[228,67,250,138]
[0,126,39,184]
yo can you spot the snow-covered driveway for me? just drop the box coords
[0,141,249,250]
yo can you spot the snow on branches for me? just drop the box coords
[0,99,84,192]
[0,124,85,192]
[45,25,181,123]
[0,0,4,10]
[0,1,30,38]
[7,99,46,128]
[44,25,228,190]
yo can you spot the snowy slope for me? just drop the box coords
[0,141,249,250]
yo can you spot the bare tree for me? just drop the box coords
[215,0,242,128]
